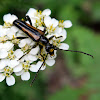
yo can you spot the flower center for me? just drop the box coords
[35,10,43,18]
[58,20,64,28]
[22,61,31,71]
[12,38,20,44]
[0,36,8,43]
[47,25,55,34]
[35,18,44,27]
[53,39,61,47]
[3,66,13,77]
[21,44,31,53]
[3,22,12,28]
[7,50,15,60]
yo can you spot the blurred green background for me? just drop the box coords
[0,0,100,100]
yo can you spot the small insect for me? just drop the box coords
[13,16,93,86]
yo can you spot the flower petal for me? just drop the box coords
[8,60,19,68]
[18,39,26,48]
[0,49,8,59]
[0,74,5,82]
[4,41,14,51]
[44,16,52,27]
[46,59,55,66]
[54,26,62,34]
[14,49,24,59]
[15,70,24,76]
[37,61,46,70]
[13,64,23,72]
[27,54,37,61]
[42,9,51,16]
[10,15,18,24]
[51,18,58,27]
[30,61,46,72]
[30,64,38,72]
[55,29,67,42]
[29,46,40,55]
[3,13,18,24]
[26,8,37,18]
[59,43,69,50]
[0,69,4,72]
[3,14,11,23]
[21,71,30,81]
[37,26,44,31]
[6,75,15,86]
[25,38,32,45]
[10,26,19,33]
[0,59,7,69]
[63,20,72,28]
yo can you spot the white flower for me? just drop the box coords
[26,8,51,29]
[0,73,15,86]
[3,13,18,25]
[47,28,67,42]
[0,8,72,86]
[0,59,19,86]
[27,46,40,61]
[14,61,32,81]
[18,38,34,48]
[30,57,55,72]
[26,8,37,18]
[30,61,46,72]
[55,28,67,42]
[44,16,58,33]
[63,20,72,28]
[0,59,9,70]
[21,71,30,81]
[46,35,69,50]
[0,41,14,59]
[6,75,15,86]
[58,20,72,28]
[14,49,24,59]
[42,9,51,16]
[44,16,58,27]
[6,26,19,39]
[45,58,55,66]
[26,8,51,18]
[58,43,69,50]
[0,25,9,37]
[0,49,8,59]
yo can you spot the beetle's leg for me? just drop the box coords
[30,52,48,86]
[39,45,44,55]
[16,37,28,39]
[18,43,38,60]
[43,26,46,33]
[49,35,63,40]
[25,15,32,26]
[32,43,39,48]
[0,37,28,43]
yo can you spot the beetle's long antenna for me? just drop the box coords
[30,53,48,86]
[58,49,94,58]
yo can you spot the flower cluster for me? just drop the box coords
[0,8,72,86]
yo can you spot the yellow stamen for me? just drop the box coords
[50,49,54,52]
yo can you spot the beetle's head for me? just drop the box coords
[45,43,57,56]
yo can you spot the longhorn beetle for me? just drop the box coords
[13,16,93,86]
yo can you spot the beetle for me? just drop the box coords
[13,16,93,85]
